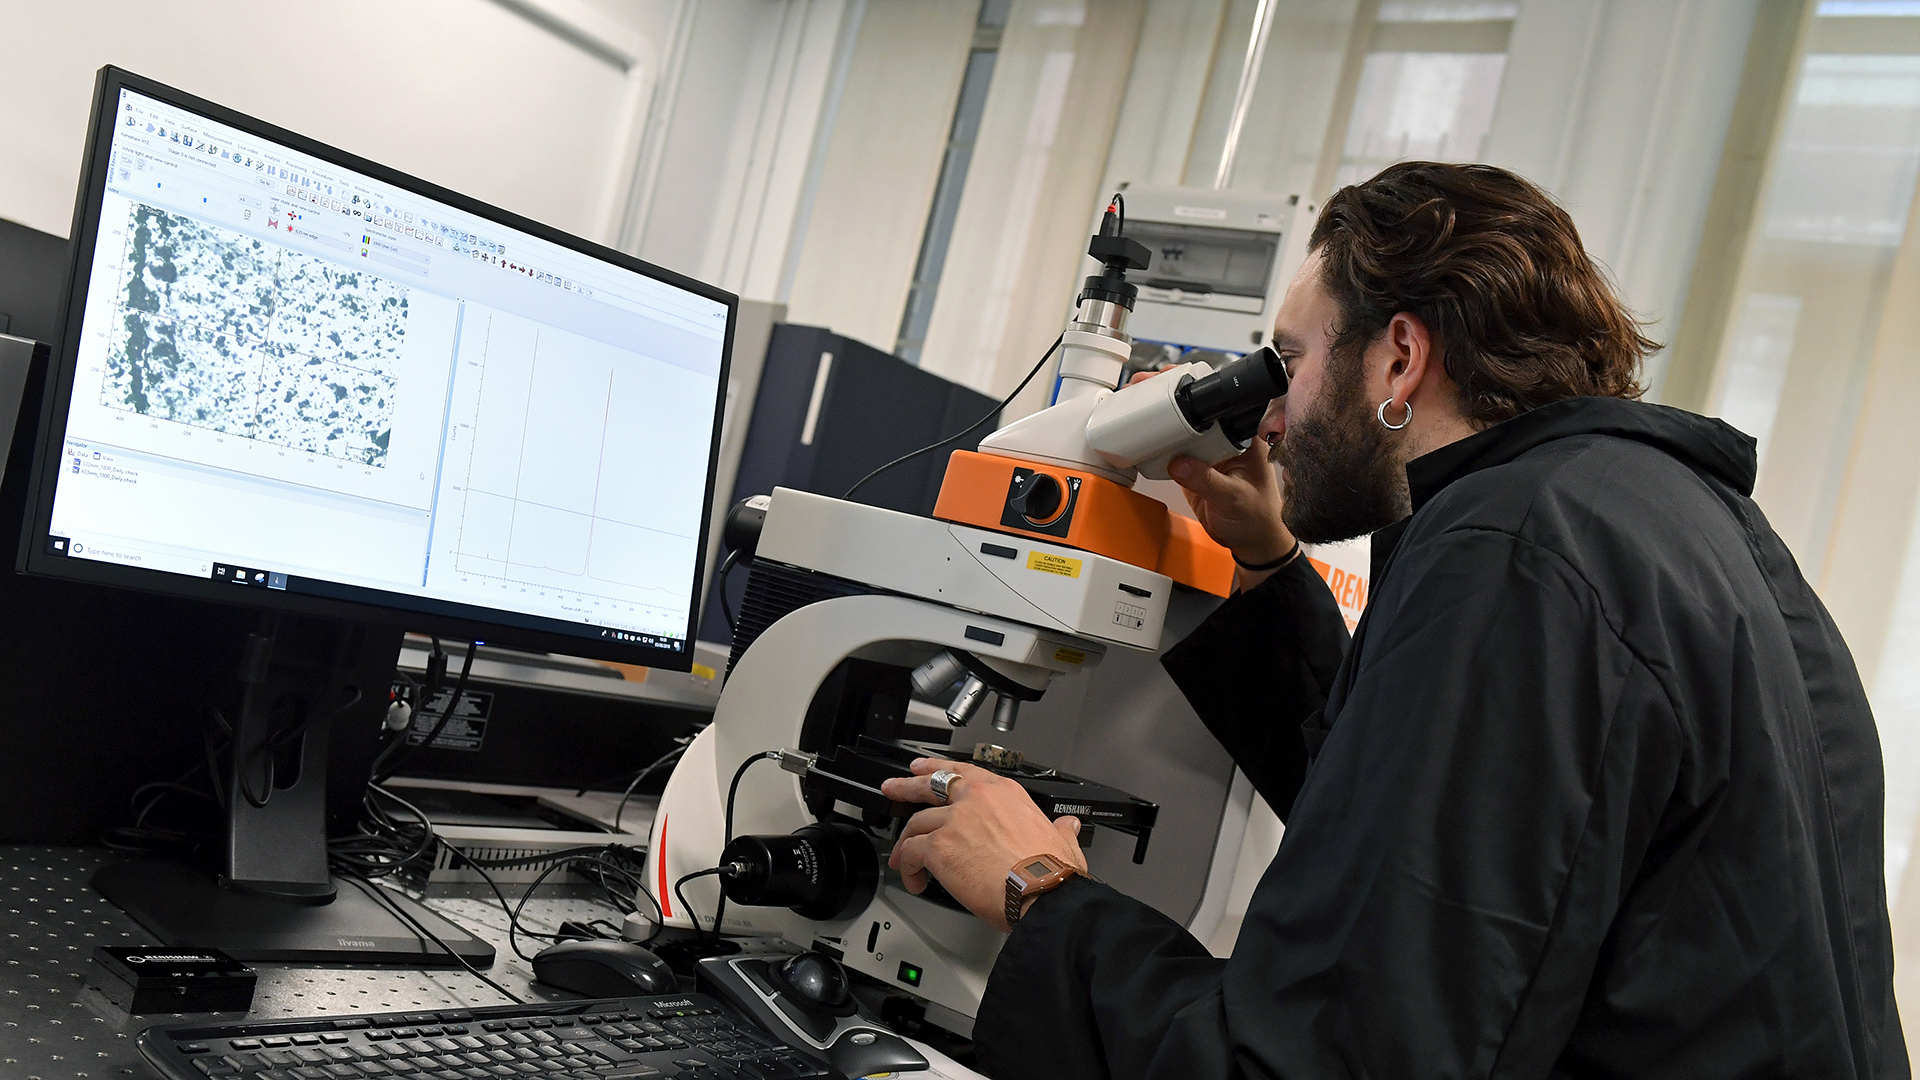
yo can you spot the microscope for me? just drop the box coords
[644,196,1289,1052]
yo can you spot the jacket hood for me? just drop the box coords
[1405,396,1761,514]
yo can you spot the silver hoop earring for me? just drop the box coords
[1378,397,1412,430]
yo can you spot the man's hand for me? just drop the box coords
[1166,441,1295,587]
[881,758,1086,933]
[1128,368,1294,573]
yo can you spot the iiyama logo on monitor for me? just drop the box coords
[337,939,378,949]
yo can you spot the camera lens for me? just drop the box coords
[719,822,879,921]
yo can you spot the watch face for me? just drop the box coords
[1025,860,1054,878]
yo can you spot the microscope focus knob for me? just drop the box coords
[1008,471,1065,526]
[778,952,851,1009]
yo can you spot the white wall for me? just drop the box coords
[1102,0,1233,190]
[1097,0,1756,404]
[627,0,864,298]
[1483,0,1761,397]
[0,0,682,247]
[915,0,1147,406]
[781,0,978,351]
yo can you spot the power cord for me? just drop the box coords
[502,849,661,960]
[329,783,438,881]
[716,549,741,634]
[431,841,662,960]
[613,745,688,833]
[338,780,663,966]
[841,333,1064,504]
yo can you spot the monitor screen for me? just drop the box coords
[20,71,734,668]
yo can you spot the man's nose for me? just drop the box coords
[1256,395,1286,445]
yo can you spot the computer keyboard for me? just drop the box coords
[136,993,837,1080]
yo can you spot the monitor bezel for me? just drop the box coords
[17,66,736,671]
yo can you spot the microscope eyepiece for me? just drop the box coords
[1173,345,1288,432]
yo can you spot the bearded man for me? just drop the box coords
[879,162,1905,1078]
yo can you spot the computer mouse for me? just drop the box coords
[531,939,677,997]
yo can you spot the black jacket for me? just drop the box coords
[974,397,1905,1078]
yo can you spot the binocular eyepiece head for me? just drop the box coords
[1172,344,1289,437]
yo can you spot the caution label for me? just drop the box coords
[1027,551,1083,578]
[1053,647,1088,665]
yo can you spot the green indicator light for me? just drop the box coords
[897,961,923,986]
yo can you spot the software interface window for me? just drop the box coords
[48,90,728,650]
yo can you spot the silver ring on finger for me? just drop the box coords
[928,769,961,804]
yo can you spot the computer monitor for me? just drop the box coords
[15,67,735,962]
[25,69,734,662]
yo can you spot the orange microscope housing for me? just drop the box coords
[930,196,1289,598]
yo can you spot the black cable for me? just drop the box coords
[340,873,524,1005]
[841,334,1064,504]
[674,867,729,937]
[379,638,446,768]
[500,851,657,958]
[710,750,781,939]
[716,549,741,634]
[366,784,440,868]
[1113,190,1125,236]
[234,616,366,809]
[372,640,478,782]
[233,692,293,809]
[269,685,360,750]
[613,746,686,833]
[445,843,664,957]
[581,854,664,937]
[509,857,593,962]
[344,787,656,961]
[455,845,654,918]
[328,782,440,884]
[202,715,229,811]
[372,641,474,781]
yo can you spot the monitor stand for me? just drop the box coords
[92,615,495,967]
[93,858,492,965]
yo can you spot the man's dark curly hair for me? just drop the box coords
[1309,161,1655,426]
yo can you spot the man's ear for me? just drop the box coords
[1383,311,1437,406]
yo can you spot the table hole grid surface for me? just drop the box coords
[0,846,630,1079]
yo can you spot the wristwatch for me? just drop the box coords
[1005,853,1081,928]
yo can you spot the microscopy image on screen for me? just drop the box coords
[101,204,404,466]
